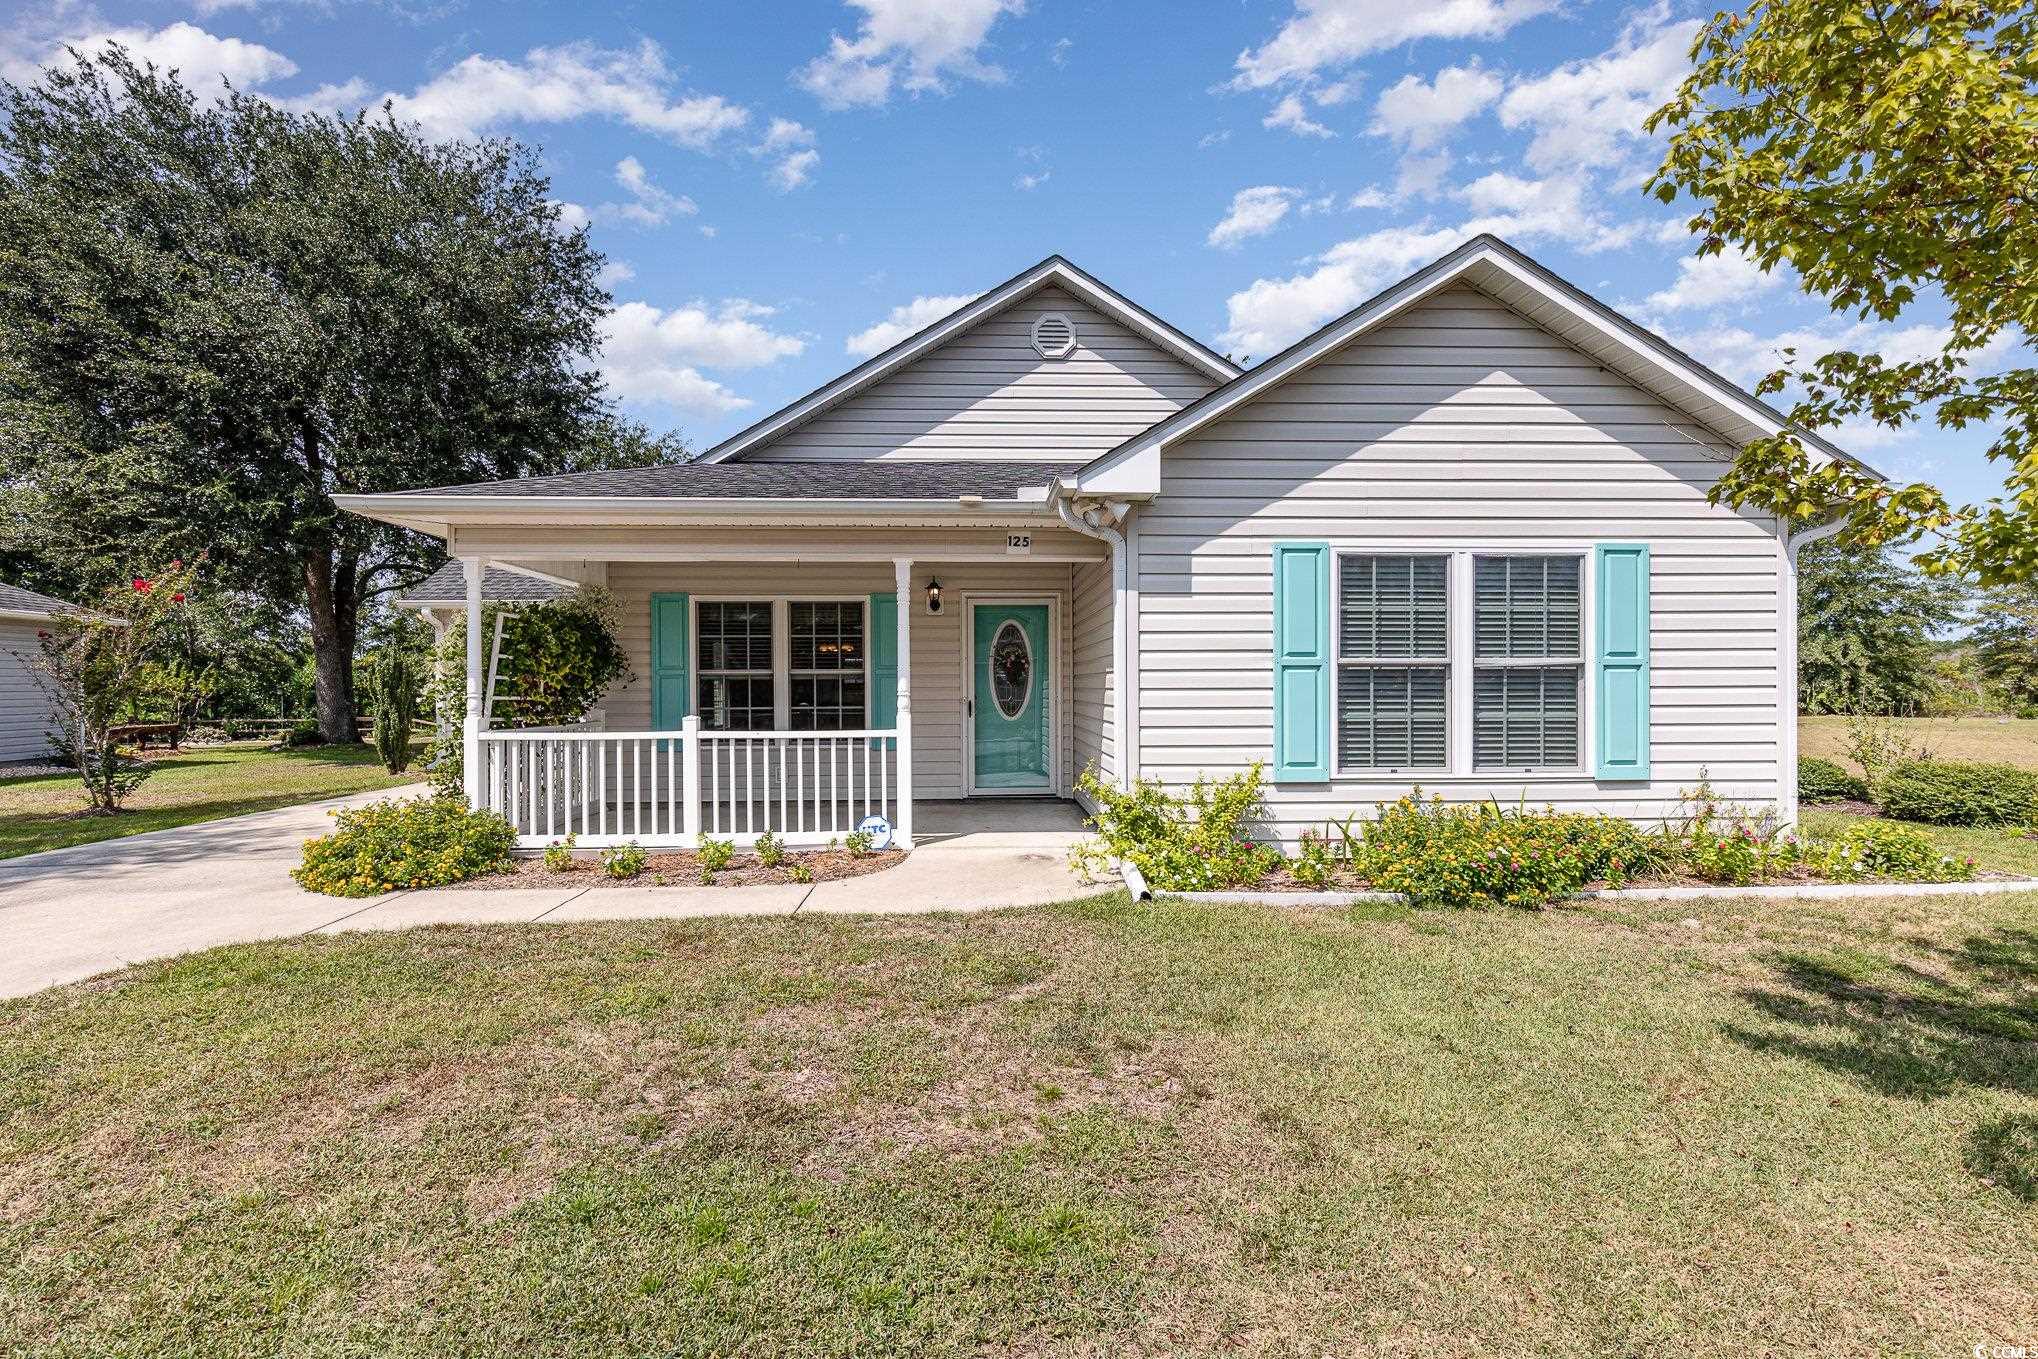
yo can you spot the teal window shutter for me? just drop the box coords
[1594,545,1650,779]
[868,592,897,748]
[1272,542,1331,782]
[651,593,689,729]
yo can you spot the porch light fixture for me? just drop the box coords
[926,578,943,615]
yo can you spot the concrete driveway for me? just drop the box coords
[0,791,1097,999]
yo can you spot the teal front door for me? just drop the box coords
[971,602,1050,792]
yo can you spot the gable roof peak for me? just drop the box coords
[700,253,1238,464]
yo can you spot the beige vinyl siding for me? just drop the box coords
[597,561,1078,801]
[751,286,1219,463]
[1071,559,1114,786]
[1135,282,1785,839]
[0,621,56,762]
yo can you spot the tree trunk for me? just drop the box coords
[304,552,358,743]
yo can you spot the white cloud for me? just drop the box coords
[750,118,821,190]
[378,40,750,148]
[595,260,635,288]
[1198,129,1233,149]
[770,148,822,191]
[1370,64,1502,150]
[550,200,591,233]
[1051,36,1073,66]
[798,0,1026,109]
[1497,4,1697,174]
[1218,174,1644,353]
[1231,0,1558,90]
[1208,185,1299,249]
[1642,248,1787,312]
[598,156,697,228]
[1220,224,1469,355]
[3,21,297,95]
[1264,93,1333,138]
[1669,320,1970,388]
[845,292,983,356]
[600,299,807,413]
[1348,186,1392,209]
[1015,169,1051,190]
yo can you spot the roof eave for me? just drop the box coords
[335,491,1062,539]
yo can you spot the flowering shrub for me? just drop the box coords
[601,842,647,880]
[1070,763,1283,891]
[293,795,515,897]
[696,835,735,874]
[1816,821,1976,882]
[543,835,577,871]
[1289,828,1341,887]
[1350,794,1655,908]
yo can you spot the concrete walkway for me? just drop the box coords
[0,791,1096,999]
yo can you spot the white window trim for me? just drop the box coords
[1332,552,1454,777]
[1331,545,1594,779]
[691,594,870,732]
[1468,551,1586,777]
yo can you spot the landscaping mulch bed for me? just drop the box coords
[460,847,907,889]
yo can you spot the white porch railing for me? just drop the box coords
[473,715,904,849]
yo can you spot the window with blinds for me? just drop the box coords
[696,601,775,730]
[1473,556,1583,769]
[1336,555,1449,770]
[789,601,866,731]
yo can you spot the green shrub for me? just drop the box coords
[1669,785,1810,885]
[789,864,813,884]
[601,842,647,879]
[1815,820,1976,882]
[1069,763,1283,891]
[1798,756,1868,803]
[696,835,734,875]
[844,829,875,858]
[282,717,323,748]
[755,829,785,868]
[1350,794,1653,908]
[542,835,577,872]
[368,649,418,774]
[1289,828,1340,887]
[1879,759,2038,826]
[293,795,514,897]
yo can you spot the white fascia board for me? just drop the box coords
[1071,234,1868,497]
[335,492,1064,541]
[0,607,56,623]
[696,257,1237,465]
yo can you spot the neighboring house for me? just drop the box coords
[0,581,83,763]
[337,236,1860,850]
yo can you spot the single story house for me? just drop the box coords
[337,235,1859,851]
[0,581,85,762]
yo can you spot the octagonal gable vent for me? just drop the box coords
[1030,312,1077,360]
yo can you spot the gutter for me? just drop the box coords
[1779,512,1852,827]
[1053,484,1134,791]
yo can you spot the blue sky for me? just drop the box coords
[0,0,2011,506]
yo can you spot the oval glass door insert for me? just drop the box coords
[990,620,1032,719]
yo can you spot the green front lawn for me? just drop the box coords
[3,891,2035,1355]
[0,742,425,860]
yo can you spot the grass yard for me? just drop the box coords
[3,891,2035,1355]
[0,743,424,860]
[1800,714,2038,773]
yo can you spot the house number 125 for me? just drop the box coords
[1006,533,1032,555]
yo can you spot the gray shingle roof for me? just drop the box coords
[0,581,80,618]
[393,460,1069,500]
[394,564,571,606]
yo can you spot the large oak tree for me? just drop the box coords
[1646,0,2038,582]
[0,47,678,740]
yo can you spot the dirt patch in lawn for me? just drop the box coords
[457,847,907,889]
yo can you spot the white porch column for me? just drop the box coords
[462,557,485,811]
[893,556,914,851]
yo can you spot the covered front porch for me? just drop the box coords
[444,526,1118,852]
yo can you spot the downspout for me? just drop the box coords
[1054,488,1132,792]
[1780,513,1850,826]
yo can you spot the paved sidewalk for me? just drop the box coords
[0,792,1097,999]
